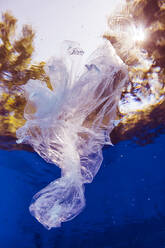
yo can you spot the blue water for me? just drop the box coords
[0,134,165,248]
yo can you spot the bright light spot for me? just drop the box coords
[118,92,161,114]
[0,38,3,45]
[132,25,146,43]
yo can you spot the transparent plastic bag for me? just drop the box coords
[17,41,128,229]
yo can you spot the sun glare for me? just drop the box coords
[133,25,146,43]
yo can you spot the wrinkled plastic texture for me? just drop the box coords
[16,41,128,229]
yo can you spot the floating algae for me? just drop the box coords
[17,41,128,229]
[104,0,165,145]
[1,2,165,148]
[0,12,51,148]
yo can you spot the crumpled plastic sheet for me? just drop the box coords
[16,40,128,229]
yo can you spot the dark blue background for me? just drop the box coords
[0,134,165,248]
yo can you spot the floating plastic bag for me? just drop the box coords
[17,41,128,229]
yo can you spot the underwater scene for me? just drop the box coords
[1,136,165,248]
[0,0,165,247]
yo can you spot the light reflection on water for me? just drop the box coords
[0,133,165,247]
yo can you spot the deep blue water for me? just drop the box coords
[0,134,165,248]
